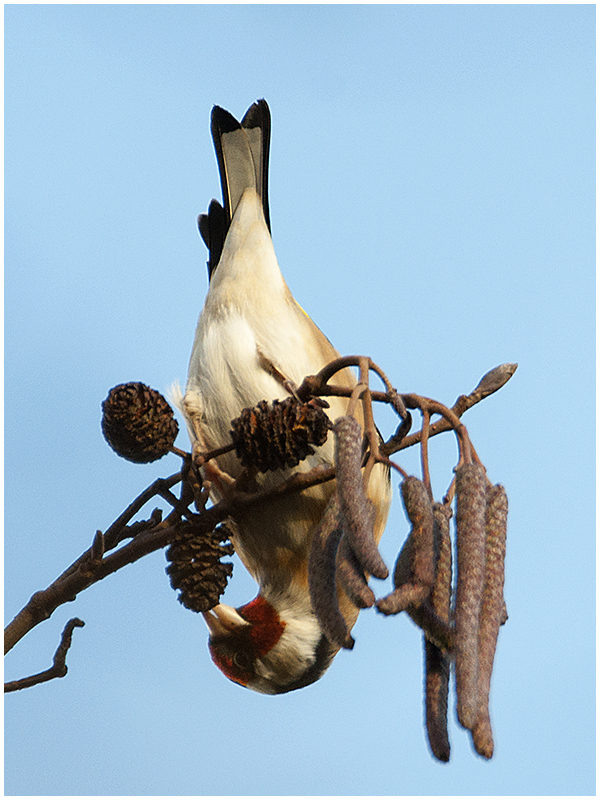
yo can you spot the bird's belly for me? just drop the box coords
[187,306,346,463]
[185,309,341,576]
[189,311,281,452]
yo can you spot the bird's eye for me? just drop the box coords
[233,650,251,669]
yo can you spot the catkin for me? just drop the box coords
[307,495,354,650]
[454,462,487,731]
[423,502,453,763]
[334,416,388,580]
[377,477,434,614]
[471,484,508,758]
[336,536,376,609]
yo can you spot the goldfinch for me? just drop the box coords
[182,100,391,694]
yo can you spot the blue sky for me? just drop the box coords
[5,4,595,796]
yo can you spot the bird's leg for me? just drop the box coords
[182,396,238,494]
[256,348,300,398]
[195,452,236,495]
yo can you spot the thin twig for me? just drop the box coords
[389,364,517,454]
[403,394,472,464]
[420,409,432,499]
[5,618,85,692]
[102,472,183,551]
[4,460,340,656]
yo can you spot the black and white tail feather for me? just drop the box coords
[198,100,271,278]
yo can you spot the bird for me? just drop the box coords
[181,99,391,694]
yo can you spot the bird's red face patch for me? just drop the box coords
[207,596,286,688]
[238,595,286,656]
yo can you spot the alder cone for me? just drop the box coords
[166,523,234,612]
[102,382,179,463]
[230,397,331,472]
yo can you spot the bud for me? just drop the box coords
[471,363,518,400]
[101,382,178,463]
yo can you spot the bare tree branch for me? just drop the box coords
[4,460,339,656]
[5,356,516,756]
[388,363,518,454]
[5,618,85,692]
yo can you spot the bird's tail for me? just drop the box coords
[198,99,271,277]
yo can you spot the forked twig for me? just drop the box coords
[5,618,85,692]
[388,363,517,454]
[4,459,341,658]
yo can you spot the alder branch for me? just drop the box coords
[5,364,513,656]
[102,472,185,550]
[5,618,85,693]
[4,461,338,659]
[5,359,516,696]
[387,363,518,454]
[297,359,517,456]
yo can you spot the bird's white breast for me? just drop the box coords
[185,187,341,469]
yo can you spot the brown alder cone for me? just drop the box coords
[101,383,179,463]
[230,397,330,472]
[165,522,234,613]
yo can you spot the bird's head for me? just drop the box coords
[203,594,337,694]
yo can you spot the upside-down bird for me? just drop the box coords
[181,99,391,693]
